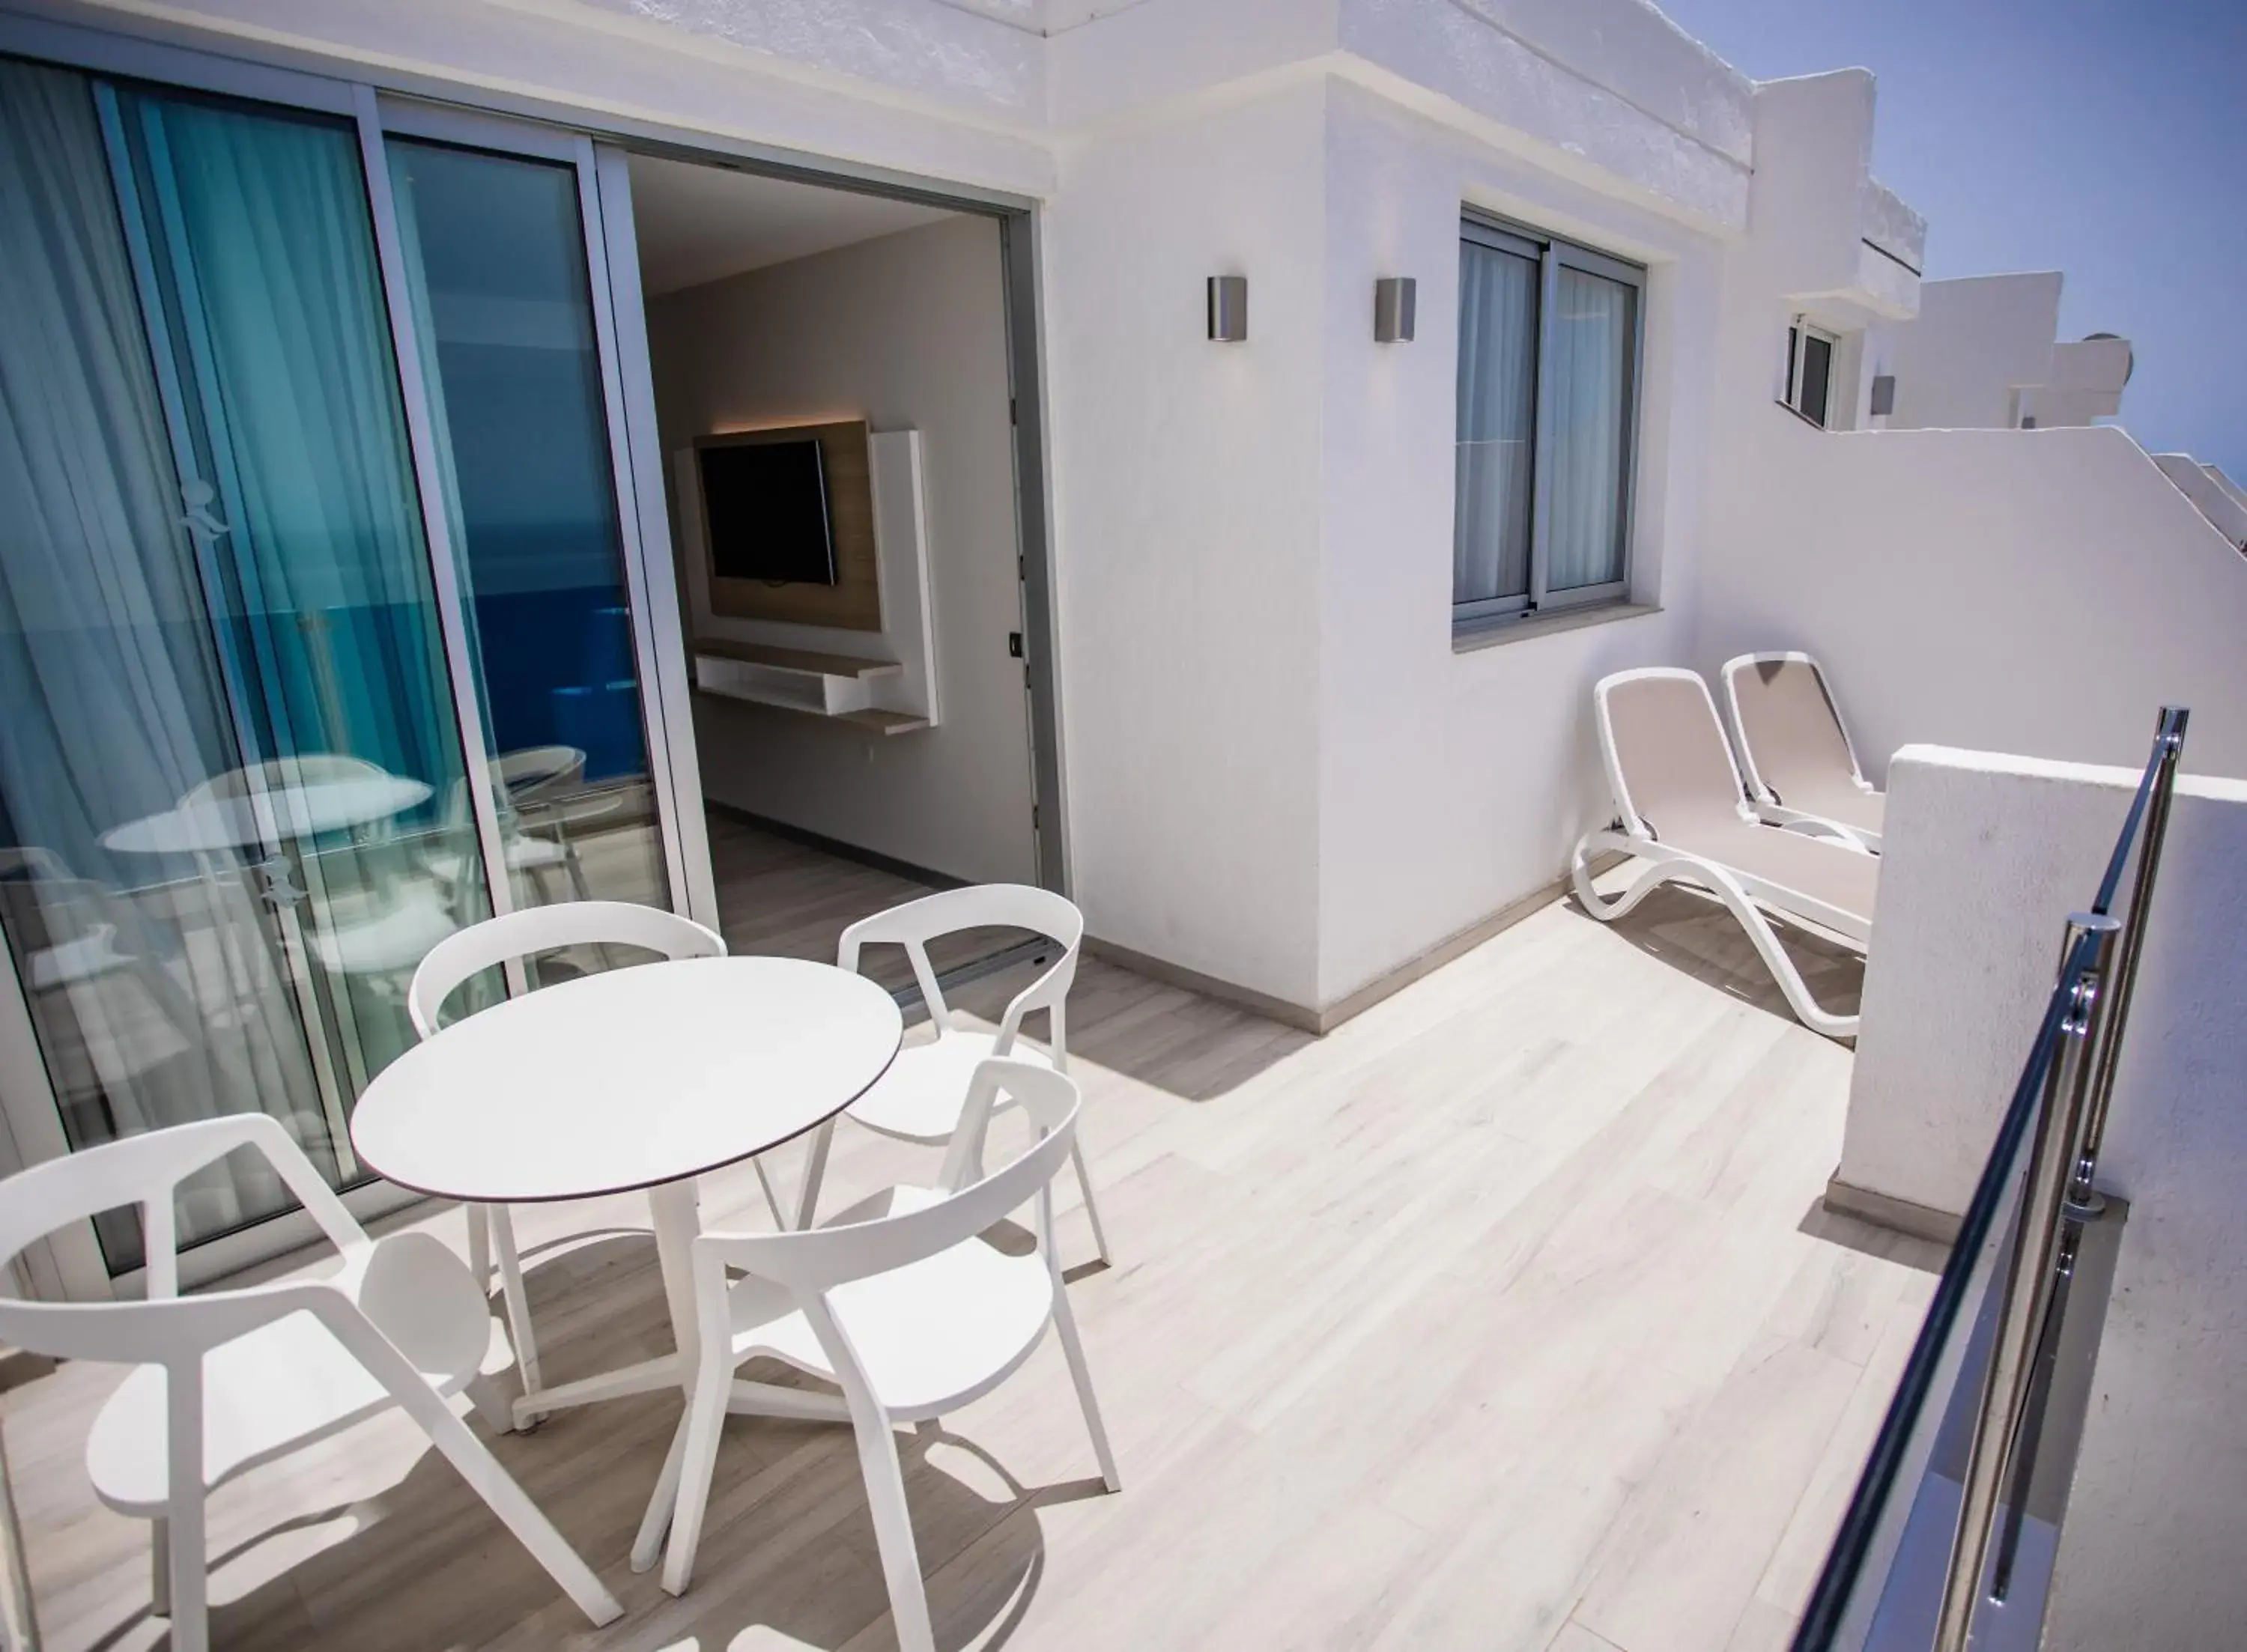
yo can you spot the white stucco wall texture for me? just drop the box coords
[1840,747,2247,1651]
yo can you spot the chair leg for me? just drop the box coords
[1070,1140,1112,1265]
[165,1362,209,1652]
[465,1374,515,1436]
[378,1352,622,1626]
[660,1358,735,1597]
[751,1156,786,1230]
[850,1405,936,1652]
[465,1201,491,1295]
[795,1119,835,1231]
[1049,1288,1121,1492]
[489,1207,544,1409]
[631,1404,692,1573]
[148,1516,169,1617]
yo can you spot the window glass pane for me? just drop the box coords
[1454,240,1539,605]
[1545,267,1635,592]
[387,139,670,971]
[1801,332,1834,428]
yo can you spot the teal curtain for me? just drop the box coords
[113,86,464,806]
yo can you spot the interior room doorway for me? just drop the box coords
[622,151,1058,986]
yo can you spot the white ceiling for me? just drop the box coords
[627,153,959,297]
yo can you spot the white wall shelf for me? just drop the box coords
[691,639,927,732]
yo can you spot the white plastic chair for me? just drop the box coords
[636,1058,1118,1652]
[1720,652,1885,850]
[0,1114,622,1652]
[796,884,1110,1263]
[407,900,728,1412]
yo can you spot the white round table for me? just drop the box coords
[102,775,434,855]
[351,955,903,1429]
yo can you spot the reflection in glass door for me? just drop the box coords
[383,129,672,984]
[0,58,493,1272]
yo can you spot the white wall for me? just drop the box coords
[1882,273,2060,431]
[1043,79,1330,1006]
[1694,422,2247,785]
[1832,746,2247,1650]
[1311,80,1721,1006]
[649,214,1037,884]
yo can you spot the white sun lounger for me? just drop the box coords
[1720,652,1884,850]
[1571,666,1878,1039]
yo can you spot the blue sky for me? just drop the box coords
[1651,0,2246,481]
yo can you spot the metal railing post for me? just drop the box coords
[1934,914,2120,1652]
[2071,705,2188,1209]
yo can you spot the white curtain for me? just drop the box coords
[0,60,322,1268]
[1544,267,1634,592]
[1453,241,1539,604]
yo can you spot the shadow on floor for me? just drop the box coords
[941,954,1317,1105]
[1563,883,1864,1033]
[74,1235,1079,1652]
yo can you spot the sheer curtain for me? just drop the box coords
[1453,240,1540,605]
[1544,267,1635,592]
[0,60,322,1267]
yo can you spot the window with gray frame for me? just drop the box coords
[1454,213,1644,625]
[1784,315,1837,428]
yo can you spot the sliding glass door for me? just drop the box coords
[0,44,697,1285]
[379,119,673,955]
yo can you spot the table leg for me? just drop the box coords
[647,1178,844,1419]
[648,1179,704,1371]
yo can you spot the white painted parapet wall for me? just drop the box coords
[1837,744,2247,1648]
[2153,453,2247,549]
[1695,422,2247,783]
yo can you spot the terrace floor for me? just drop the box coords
[2,881,1939,1652]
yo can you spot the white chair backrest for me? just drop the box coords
[837,884,1082,1050]
[1592,668,1752,842]
[493,746,586,803]
[408,901,725,1038]
[698,1060,1079,1295]
[1720,652,1867,804]
[444,747,589,830]
[0,1114,367,1364]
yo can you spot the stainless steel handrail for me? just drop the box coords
[1789,704,2190,1652]
[1932,705,2189,1651]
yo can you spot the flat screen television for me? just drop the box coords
[698,438,837,586]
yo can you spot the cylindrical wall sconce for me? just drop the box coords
[1374,276,1416,343]
[1207,275,1248,342]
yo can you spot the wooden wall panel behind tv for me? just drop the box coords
[697,420,882,632]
